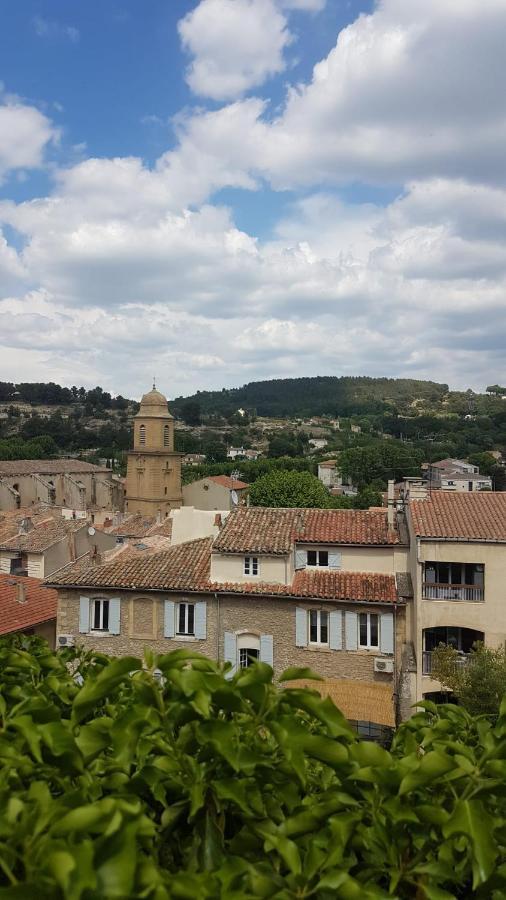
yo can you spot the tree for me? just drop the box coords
[179,400,201,426]
[249,469,331,508]
[432,642,506,719]
[1,637,506,898]
[486,384,506,396]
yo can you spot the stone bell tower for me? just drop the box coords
[125,384,183,517]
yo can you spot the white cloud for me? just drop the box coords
[178,0,292,100]
[0,97,58,182]
[279,0,326,9]
[32,17,80,42]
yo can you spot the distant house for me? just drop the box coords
[426,459,493,493]
[183,454,207,466]
[0,573,57,648]
[317,460,357,496]
[182,475,249,511]
[309,438,328,451]
[227,447,245,459]
[0,516,117,579]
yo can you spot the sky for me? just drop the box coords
[0,0,505,400]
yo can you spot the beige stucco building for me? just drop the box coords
[182,475,249,511]
[125,386,183,517]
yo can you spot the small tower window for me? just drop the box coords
[164,425,170,447]
[139,424,146,446]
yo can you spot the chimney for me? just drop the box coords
[214,513,222,528]
[20,517,33,534]
[90,545,102,567]
[387,479,396,528]
[16,581,27,604]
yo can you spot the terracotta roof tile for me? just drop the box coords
[47,538,213,590]
[0,574,57,635]
[208,475,249,490]
[210,570,397,603]
[410,492,506,541]
[213,507,400,554]
[0,459,108,476]
[0,518,85,552]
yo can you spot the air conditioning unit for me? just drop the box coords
[57,634,75,648]
[374,657,394,674]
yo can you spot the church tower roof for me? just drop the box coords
[137,385,173,419]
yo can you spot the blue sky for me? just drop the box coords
[0,0,505,398]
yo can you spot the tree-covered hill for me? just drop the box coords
[172,376,449,418]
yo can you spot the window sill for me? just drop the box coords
[302,645,333,653]
[175,634,198,641]
[89,630,112,638]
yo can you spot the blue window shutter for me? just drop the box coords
[224,632,237,678]
[295,607,307,647]
[109,598,121,635]
[380,613,394,655]
[329,610,342,650]
[345,611,358,651]
[295,549,307,570]
[260,634,274,667]
[328,550,342,570]
[164,600,175,638]
[194,601,207,640]
[79,596,90,633]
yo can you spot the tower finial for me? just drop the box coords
[153,375,156,390]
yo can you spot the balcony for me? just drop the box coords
[422,650,471,676]
[423,582,484,602]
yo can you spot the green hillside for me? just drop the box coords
[172,376,449,418]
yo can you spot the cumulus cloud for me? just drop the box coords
[0,96,58,182]
[32,17,80,42]
[178,0,292,100]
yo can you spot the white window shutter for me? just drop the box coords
[109,598,121,635]
[194,601,207,640]
[260,634,274,667]
[79,596,90,633]
[295,549,307,570]
[345,611,358,651]
[328,550,342,570]
[164,600,175,638]
[380,613,394,655]
[329,610,342,650]
[224,632,237,678]
[295,607,307,647]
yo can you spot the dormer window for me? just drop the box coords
[307,550,329,567]
[139,424,146,446]
[244,556,259,576]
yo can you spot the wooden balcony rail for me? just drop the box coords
[423,582,484,602]
[422,651,471,676]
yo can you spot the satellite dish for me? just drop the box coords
[88,526,96,536]
[231,490,239,506]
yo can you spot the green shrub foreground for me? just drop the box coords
[1,638,506,899]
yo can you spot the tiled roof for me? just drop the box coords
[47,537,398,603]
[109,514,157,537]
[287,679,395,727]
[0,459,108,476]
[47,538,213,590]
[0,507,60,543]
[208,475,249,490]
[410,491,506,541]
[0,574,57,635]
[213,507,400,554]
[0,518,84,552]
[212,570,397,603]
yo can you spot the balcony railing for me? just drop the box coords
[423,582,484,602]
[422,651,471,676]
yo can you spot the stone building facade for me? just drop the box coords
[0,459,123,513]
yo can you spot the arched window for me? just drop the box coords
[164,424,170,447]
[139,424,146,446]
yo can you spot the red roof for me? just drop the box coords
[213,507,400,554]
[410,491,506,541]
[208,475,249,490]
[0,574,58,635]
[210,570,397,603]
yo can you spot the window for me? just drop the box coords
[239,647,259,668]
[244,556,259,576]
[164,425,170,447]
[309,609,329,644]
[307,550,329,567]
[358,613,379,649]
[92,599,110,631]
[177,602,195,636]
[139,424,146,446]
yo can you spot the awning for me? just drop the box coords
[287,678,395,727]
